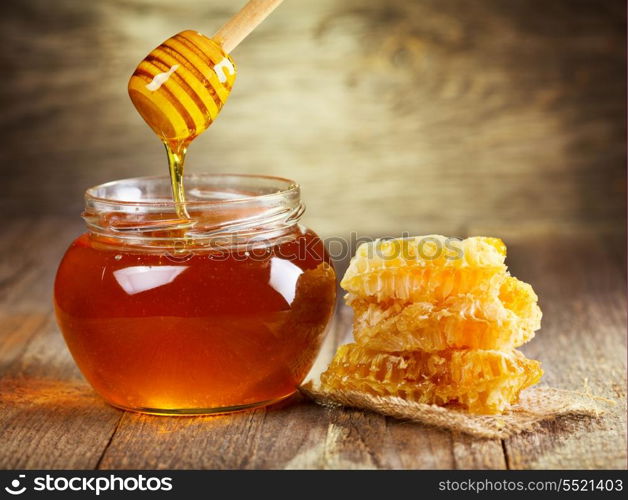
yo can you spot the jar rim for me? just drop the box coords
[83,173,305,248]
[85,173,300,208]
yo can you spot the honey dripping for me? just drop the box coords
[164,141,189,219]
[128,30,237,221]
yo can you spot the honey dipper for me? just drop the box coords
[128,0,284,146]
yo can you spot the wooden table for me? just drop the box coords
[0,217,625,469]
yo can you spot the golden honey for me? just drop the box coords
[55,175,336,414]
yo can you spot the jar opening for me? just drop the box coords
[83,174,305,248]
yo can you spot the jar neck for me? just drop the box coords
[82,174,305,250]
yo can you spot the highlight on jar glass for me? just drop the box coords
[54,174,337,415]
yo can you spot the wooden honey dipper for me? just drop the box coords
[128,0,283,147]
[127,0,283,219]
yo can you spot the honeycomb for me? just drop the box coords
[317,235,543,415]
[340,236,507,302]
[349,276,542,352]
[320,344,543,414]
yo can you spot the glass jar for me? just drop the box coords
[54,174,336,415]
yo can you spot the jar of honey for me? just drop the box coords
[54,174,336,415]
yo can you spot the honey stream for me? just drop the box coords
[164,142,190,219]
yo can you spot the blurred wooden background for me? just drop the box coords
[1,0,625,239]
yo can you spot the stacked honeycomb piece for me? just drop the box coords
[320,236,543,414]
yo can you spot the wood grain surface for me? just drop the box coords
[0,218,625,469]
[0,0,625,239]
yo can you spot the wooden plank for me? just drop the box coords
[0,218,73,372]
[98,390,506,470]
[0,326,122,469]
[0,217,123,469]
[500,233,627,469]
[0,313,48,373]
[452,435,506,469]
[381,421,456,469]
[98,396,328,470]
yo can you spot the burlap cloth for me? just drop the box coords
[300,383,611,439]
